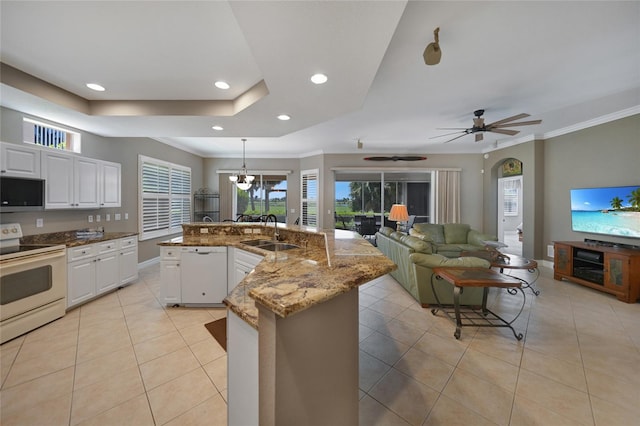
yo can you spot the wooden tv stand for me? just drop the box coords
[554,241,640,303]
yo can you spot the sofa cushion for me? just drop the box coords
[399,235,432,254]
[378,226,395,237]
[443,224,470,244]
[412,223,445,244]
[390,231,406,241]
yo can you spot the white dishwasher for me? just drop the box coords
[180,246,228,305]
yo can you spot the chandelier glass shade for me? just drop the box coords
[229,139,255,191]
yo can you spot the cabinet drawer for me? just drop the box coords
[67,244,96,262]
[119,237,137,249]
[98,240,118,254]
[161,246,181,260]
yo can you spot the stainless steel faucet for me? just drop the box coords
[202,216,214,222]
[265,214,279,240]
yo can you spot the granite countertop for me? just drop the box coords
[162,223,396,329]
[21,230,138,247]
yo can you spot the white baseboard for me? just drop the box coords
[139,256,160,270]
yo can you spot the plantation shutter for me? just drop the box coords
[139,155,191,240]
[301,169,319,227]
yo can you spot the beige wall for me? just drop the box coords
[0,107,204,262]
[484,114,640,260]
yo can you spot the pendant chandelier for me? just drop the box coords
[229,138,255,191]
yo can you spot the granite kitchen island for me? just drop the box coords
[161,223,395,426]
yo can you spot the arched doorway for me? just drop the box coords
[498,159,523,256]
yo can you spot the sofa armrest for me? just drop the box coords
[467,230,498,247]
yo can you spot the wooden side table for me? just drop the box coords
[431,267,524,340]
[461,251,541,296]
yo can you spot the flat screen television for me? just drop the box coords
[570,185,640,238]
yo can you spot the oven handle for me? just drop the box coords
[2,249,66,267]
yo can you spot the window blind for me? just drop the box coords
[301,169,319,227]
[139,156,191,240]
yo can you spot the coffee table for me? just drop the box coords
[461,251,540,296]
[431,267,525,340]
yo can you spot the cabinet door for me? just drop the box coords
[161,261,181,304]
[74,157,100,208]
[0,143,41,178]
[42,151,74,208]
[604,254,630,295]
[231,262,251,293]
[554,243,572,276]
[96,252,119,294]
[119,248,138,285]
[68,258,96,308]
[100,161,121,208]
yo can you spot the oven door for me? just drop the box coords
[0,248,67,321]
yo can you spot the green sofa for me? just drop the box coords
[409,223,497,258]
[376,227,490,307]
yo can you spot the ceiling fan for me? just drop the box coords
[431,109,542,143]
[364,156,427,162]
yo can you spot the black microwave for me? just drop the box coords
[0,176,45,212]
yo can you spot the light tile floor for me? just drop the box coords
[2,263,640,425]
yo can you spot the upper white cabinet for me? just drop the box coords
[41,151,120,209]
[100,161,121,208]
[0,142,41,178]
[42,151,99,209]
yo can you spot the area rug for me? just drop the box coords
[204,317,227,351]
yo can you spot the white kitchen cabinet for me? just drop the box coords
[67,237,138,309]
[0,142,41,178]
[67,244,97,307]
[42,151,100,209]
[160,247,181,305]
[100,160,121,208]
[230,248,263,293]
[96,241,119,294]
[118,237,138,285]
[227,310,259,426]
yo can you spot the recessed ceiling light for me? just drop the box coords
[277,114,291,121]
[212,125,223,131]
[214,81,230,90]
[310,73,328,84]
[86,83,105,91]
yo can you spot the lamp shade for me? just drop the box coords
[388,204,409,222]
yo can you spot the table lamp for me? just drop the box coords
[388,204,409,232]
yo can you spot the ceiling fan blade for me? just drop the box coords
[435,127,468,130]
[491,119,542,128]
[443,133,470,144]
[488,128,520,136]
[429,130,466,139]
[486,113,530,127]
[475,133,483,142]
[364,156,427,162]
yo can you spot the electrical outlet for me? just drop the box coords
[547,245,554,258]
[96,215,101,222]
[200,228,209,234]
[88,215,93,223]
[106,214,111,221]
[124,213,129,220]
[115,213,121,221]
[290,208,296,213]
[36,218,43,228]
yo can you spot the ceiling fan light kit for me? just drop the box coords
[432,109,542,144]
[229,138,255,191]
[423,27,441,65]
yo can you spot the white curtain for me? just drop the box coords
[435,170,460,223]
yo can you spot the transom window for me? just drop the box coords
[23,118,81,153]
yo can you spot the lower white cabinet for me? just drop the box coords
[67,237,138,309]
[227,310,259,426]
[229,248,263,293]
[160,247,182,305]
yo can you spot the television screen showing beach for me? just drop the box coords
[570,186,640,238]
